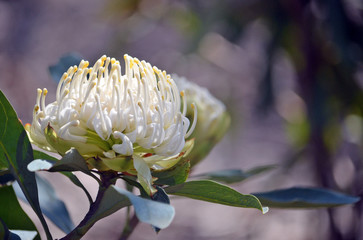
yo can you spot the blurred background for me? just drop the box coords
[1,0,363,239]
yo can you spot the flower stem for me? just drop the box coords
[60,171,118,240]
[119,213,139,240]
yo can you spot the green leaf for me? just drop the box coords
[152,159,190,186]
[192,165,275,184]
[48,148,91,174]
[253,187,360,208]
[81,185,175,235]
[0,90,52,239]
[13,174,75,233]
[28,150,93,204]
[74,186,132,237]
[91,187,131,224]
[164,180,267,213]
[33,150,93,203]
[29,148,99,184]
[0,186,39,239]
[112,186,175,229]
[0,218,22,240]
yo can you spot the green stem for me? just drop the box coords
[60,171,118,240]
[119,213,139,240]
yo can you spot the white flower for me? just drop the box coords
[173,75,230,167]
[27,55,197,194]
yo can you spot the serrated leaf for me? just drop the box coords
[152,159,190,186]
[192,165,275,184]
[49,53,83,83]
[253,187,360,208]
[13,174,74,233]
[0,186,39,239]
[0,90,52,239]
[112,186,175,229]
[164,180,266,213]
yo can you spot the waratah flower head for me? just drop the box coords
[27,55,197,181]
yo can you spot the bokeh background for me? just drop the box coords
[1,0,363,239]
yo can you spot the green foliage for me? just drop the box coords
[165,180,265,212]
[153,158,190,186]
[48,148,91,174]
[253,187,360,208]
[0,90,52,239]
[192,165,275,184]
[87,186,131,229]
[33,150,93,203]
[0,186,39,239]
[82,186,174,234]
[13,175,75,233]
[0,218,21,240]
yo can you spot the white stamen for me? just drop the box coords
[36,89,42,111]
[180,91,187,116]
[127,89,138,130]
[95,93,108,137]
[82,81,96,107]
[41,88,48,113]
[56,73,68,102]
[185,103,197,138]
[57,89,69,121]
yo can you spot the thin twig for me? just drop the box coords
[119,213,139,240]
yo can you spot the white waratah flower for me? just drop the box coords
[26,55,197,194]
[173,75,230,167]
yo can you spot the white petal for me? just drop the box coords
[112,132,134,155]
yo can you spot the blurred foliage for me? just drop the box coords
[104,0,363,239]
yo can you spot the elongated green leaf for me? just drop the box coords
[48,148,90,173]
[92,187,130,223]
[81,185,175,236]
[32,150,93,203]
[29,148,99,184]
[253,187,360,208]
[192,165,275,184]
[13,174,74,233]
[75,186,131,236]
[152,159,190,186]
[164,180,267,213]
[0,91,52,239]
[0,186,39,239]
